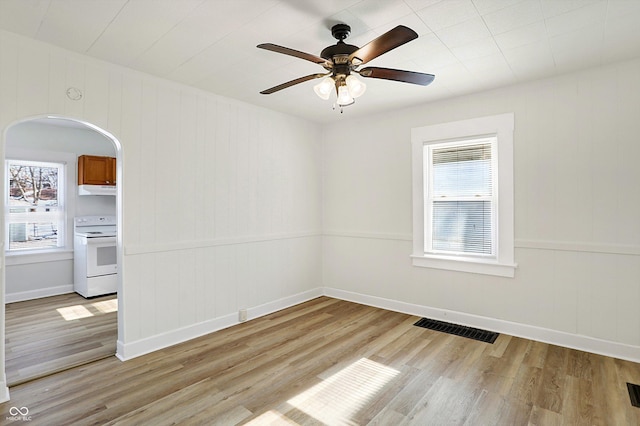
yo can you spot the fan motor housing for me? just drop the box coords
[320,42,359,60]
[321,23,359,61]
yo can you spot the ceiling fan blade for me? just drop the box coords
[359,67,435,86]
[260,73,328,94]
[349,25,418,65]
[257,43,328,65]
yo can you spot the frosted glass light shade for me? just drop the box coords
[313,77,334,100]
[337,84,355,106]
[345,75,366,98]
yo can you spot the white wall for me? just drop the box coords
[6,120,114,154]
[0,29,322,399]
[322,57,640,361]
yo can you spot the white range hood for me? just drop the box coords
[78,184,116,196]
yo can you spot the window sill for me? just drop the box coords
[411,253,516,277]
[5,248,73,266]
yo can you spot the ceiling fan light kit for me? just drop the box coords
[315,74,365,109]
[345,75,366,98]
[313,77,333,100]
[336,83,355,107]
[258,24,434,113]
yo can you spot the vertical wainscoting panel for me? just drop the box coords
[107,71,123,137]
[137,253,157,340]
[202,96,217,240]
[138,79,158,246]
[616,255,640,344]
[199,248,214,320]
[227,104,239,238]
[47,54,67,113]
[551,250,580,334]
[121,241,142,342]
[155,250,182,333]
[16,37,49,118]
[213,245,234,318]
[214,101,231,239]
[83,63,110,129]
[235,105,251,237]
[120,74,142,244]
[155,85,181,245]
[0,32,19,122]
[178,92,197,243]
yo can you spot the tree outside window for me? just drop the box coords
[6,160,64,251]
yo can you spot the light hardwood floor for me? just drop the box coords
[2,296,640,425]
[5,292,117,386]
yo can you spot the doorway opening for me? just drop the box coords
[2,115,123,386]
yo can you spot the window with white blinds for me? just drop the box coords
[425,139,496,256]
[411,113,515,277]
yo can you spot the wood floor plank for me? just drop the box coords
[522,339,548,368]
[401,376,482,425]
[534,344,568,413]
[508,364,543,406]
[3,296,640,425]
[562,375,597,425]
[354,364,421,424]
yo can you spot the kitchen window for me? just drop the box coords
[411,113,516,277]
[5,159,66,252]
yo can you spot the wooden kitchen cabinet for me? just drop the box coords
[78,155,116,185]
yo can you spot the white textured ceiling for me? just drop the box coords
[1,0,639,123]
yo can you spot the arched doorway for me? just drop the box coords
[2,115,123,386]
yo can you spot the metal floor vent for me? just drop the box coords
[413,318,499,344]
[627,383,640,408]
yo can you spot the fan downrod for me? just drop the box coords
[331,24,351,41]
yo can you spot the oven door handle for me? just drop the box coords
[85,236,117,245]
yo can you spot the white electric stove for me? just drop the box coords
[74,216,117,297]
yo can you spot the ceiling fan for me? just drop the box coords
[257,24,435,111]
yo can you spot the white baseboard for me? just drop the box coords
[117,287,323,361]
[116,313,238,361]
[5,285,74,303]
[245,287,323,320]
[113,284,639,364]
[324,287,640,363]
[0,382,9,403]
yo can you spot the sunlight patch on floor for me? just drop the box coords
[244,409,298,425]
[57,305,93,320]
[56,297,117,320]
[92,298,118,313]
[285,357,400,425]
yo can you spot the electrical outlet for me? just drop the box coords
[239,309,247,322]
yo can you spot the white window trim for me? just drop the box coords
[411,113,516,277]
[5,148,76,257]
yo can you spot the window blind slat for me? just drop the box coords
[426,140,495,256]
[432,201,492,254]
[432,143,492,198]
